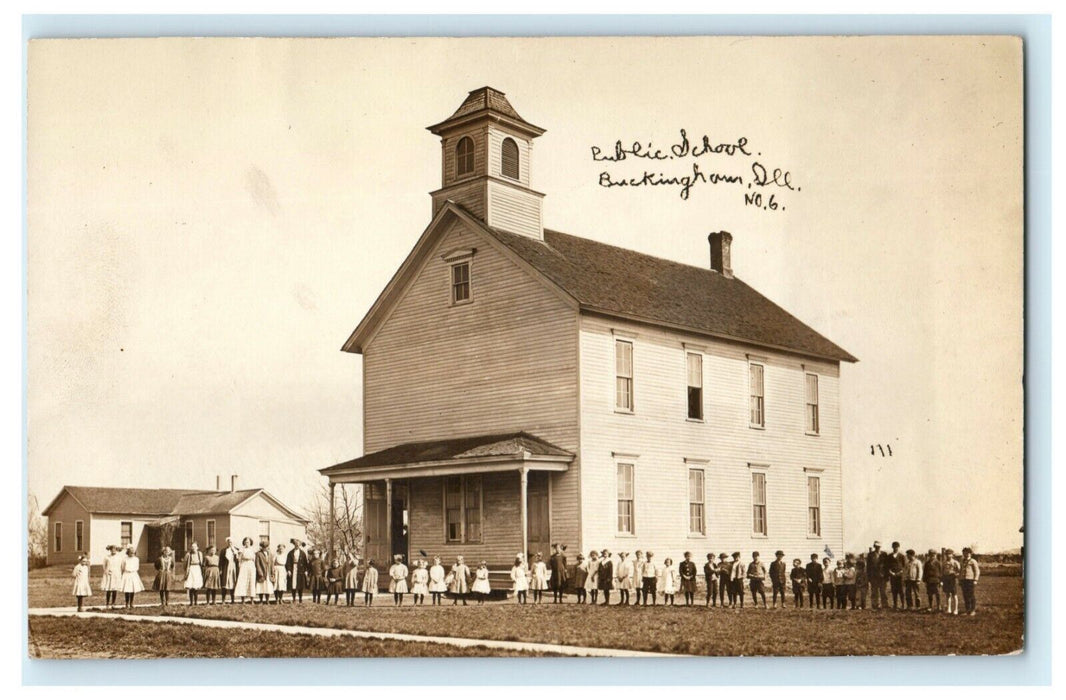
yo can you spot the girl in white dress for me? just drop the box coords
[661,557,678,605]
[233,537,258,603]
[529,552,549,603]
[449,555,470,606]
[510,556,529,604]
[388,554,409,606]
[471,560,491,604]
[428,556,447,606]
[120,546,144,608]
[272,544,288,604]
[71,555,92,611]
[105,545,125,609]
[99,545,115,608]
[183,542,204,606]
[585,550,600,605]
[361,559,378,607]
[410,559,429,605]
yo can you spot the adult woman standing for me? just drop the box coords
[153,546,175,607]
[233,537,258,603]
[220,537,240,604]
[254,541,275,604]
[203,546,221,604]
[119,545,144,609]
[183,542,205,606]
[272,544,289,604]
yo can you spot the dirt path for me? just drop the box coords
[28,607,681,658]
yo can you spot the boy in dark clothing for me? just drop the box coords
[924,549,942,612]
[769,550,788,609]
[704,553,718,607]
[889,541,907,609]
[805,554,823,608]
[718,553,733,607]
[790,558,806,607]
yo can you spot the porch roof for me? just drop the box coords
[320,432,574,483]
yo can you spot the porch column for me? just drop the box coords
[385,478,393,562]
[328,481,336,560]
[519,466,529,563]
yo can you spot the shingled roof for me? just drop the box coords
[321,432,573,474]
[485,225,857,363]
[427,87,544,137]
[42,486,309,523]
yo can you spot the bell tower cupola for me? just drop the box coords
[427,87,546,240]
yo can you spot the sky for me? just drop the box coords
[27,36,1023,553]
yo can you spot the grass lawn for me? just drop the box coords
[28,616,548,658]
[105,575,1023,656]
[29,565,160,609]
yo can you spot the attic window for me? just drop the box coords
[501,137,519,179]
[451,261,471,304]
[456,137,475,177]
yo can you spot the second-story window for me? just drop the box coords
[456,136,474,177]
[451,262,470,304]
[805,373,820,434]
[687,352,703,420]
[749,362,765,427]
[615,339,634,412]
[501,137,519,179]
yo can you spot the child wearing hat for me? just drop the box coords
[840,554,858,609]
[923,549,942,612]
[941,549,960,614]
[769,550,788,609]
[511,555,530,604]
[679,552,697,606]
[805,554,823,608]
[730,552,746,609]
[833,557,848,609]
[821,557,836,609]
[530,552,549,603]
[790,558,806,607]
[428,556,447,605]
[903,549,923,610]
[855,558,868,609]
[410,559,429,606]
[641,551,657,606]
[746,551,768,609]
[718,553,733,607]
[704,553,719,607]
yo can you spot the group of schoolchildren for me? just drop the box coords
[70,538,983,616]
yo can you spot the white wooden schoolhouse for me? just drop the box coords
[43,477,309,566]
[321,87,857,573]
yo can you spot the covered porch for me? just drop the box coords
[320,432,574,572]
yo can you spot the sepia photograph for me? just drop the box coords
[25,34,1024,660]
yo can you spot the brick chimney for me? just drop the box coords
[216,475,221,491]
[230,474,238,493]
[708,231,733,278]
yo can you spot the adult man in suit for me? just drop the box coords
[598,548,615,605]
[286,539,309,603]
[887,541,907,609]
[866,541,889,609]
[549,543,569,603]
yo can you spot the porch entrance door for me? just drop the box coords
[364,482,389,566]
[526,471,550,560]
[391,483,409,563]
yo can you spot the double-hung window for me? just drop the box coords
[807,476,822,536]
[444,476,483,543]
[616,463,635,534]
[749,362,765,427]
[751,471,768,536]
[687,352,703,420]
[53,522,62,553]
[615,340,634,412]
[451,262,471,304]
[805,373,820,434]
[688,468,706,535]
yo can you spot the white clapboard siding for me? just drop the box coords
[363,217,581,552]
[578,314,844,562]
[486,180,543,239]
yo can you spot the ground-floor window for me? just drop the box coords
[206,519,216,548]
[53,522,62,553]
[120,521,132,547]
[259,520,270,546]
[688,468,705,535]
[443,476,482,543]
[617,463,635,534]
[74,520,83,552]
[807,475,822,536]
[751,471,767,536]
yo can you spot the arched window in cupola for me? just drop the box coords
[501,137,520,180]
[456,136,475,177]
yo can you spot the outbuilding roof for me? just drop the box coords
[42,485,309,523]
